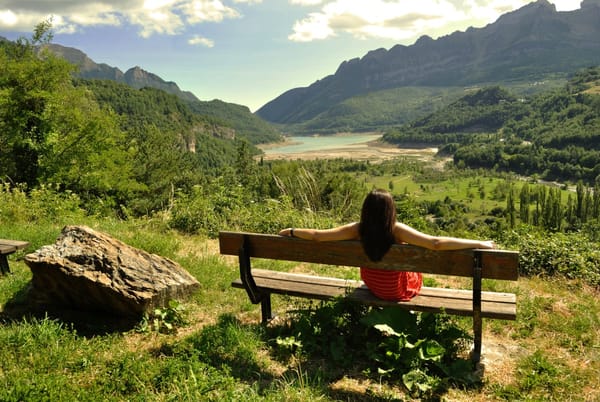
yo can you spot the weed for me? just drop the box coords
[137,299,188,334]
[268,299,474,399]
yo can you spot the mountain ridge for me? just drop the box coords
[41,42,282,144]
[257,0,600,125]
[43,43,200,103]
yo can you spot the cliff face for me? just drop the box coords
[257,0,600,124]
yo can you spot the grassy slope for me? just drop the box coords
[584,83,600,95]
[1,216,598,401]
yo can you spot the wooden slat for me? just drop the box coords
[232,269,517,320]
[219,231,519,280]
[0,239,29,250]
[0,245,17,255]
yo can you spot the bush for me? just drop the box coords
[168,179,342,238]
[505,229,600,287]
[0,183,85,224]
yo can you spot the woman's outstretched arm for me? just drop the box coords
[279,222,360,241]
[394,222,496,250]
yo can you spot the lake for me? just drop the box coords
[262,133,382,155]
[259,133,439,163]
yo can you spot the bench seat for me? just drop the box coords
[232,269,516,320]
[220,231,519,363]
[0,245,17,255]
[0,239,30,274]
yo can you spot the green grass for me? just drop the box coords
[1,218,598,401]
[0,178,598,400]
[369,170,576,223]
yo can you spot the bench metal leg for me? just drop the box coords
[261,293,272,324]
[472,318,482,364]
[0,255,10,275]
[472,251,483,364]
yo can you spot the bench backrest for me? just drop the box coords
[219,231,519,281]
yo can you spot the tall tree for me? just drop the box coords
[519,183,531,224]
[0,21,72,186]
[0,21,139,205]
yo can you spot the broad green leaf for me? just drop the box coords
[402,369,433,393]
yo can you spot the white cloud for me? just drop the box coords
[289,0,466,42]
[552,0,582,11]
[287,0,582,42]
[290,0,324,5]
[129,4,185,37]
[289,12,334,41]
[188,34,214,46]
[0,9,18,27]
[143,0,178,9]
[181,0,240,24]
[0,0,251,39]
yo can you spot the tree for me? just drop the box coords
[507,185,516,228]
[519,183,531,224]
[0,21,140,206]
[0,21,73,186]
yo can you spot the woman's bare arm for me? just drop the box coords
[279,222,360,241]
[279,222,495,249]
[394,222,495,250]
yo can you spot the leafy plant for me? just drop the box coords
[505,229,600,287]
[269,298,371,370]
[138,300,188,334]
[269,299,474,398]
[361,307,476,398]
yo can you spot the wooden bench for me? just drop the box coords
[0,239,30,275]
[219,231,519,363]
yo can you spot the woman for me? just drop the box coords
[279,189,496,301]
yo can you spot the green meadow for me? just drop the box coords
[1,170,598,402]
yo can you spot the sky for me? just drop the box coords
[0,0,583,112]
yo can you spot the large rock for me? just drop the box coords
[24,225,200,317]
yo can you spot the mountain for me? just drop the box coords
[43,43,282,144]
[257,0,600,125]
[43,43,200,103]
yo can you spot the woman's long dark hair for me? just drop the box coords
[359,189,396,262]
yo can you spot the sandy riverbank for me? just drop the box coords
[258,137,439,163]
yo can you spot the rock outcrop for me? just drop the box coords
[24,226,200,317]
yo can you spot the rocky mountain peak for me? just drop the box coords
[257,1,600,124]
[582,0,600,8]
[42,44,199,102]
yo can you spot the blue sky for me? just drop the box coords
[0,0,582,111]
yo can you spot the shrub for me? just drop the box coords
[0,183,85,224]
[505,229,600,287]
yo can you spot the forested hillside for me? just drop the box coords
[188,99,282,145]
[42,42,283,145]
[384,67,600,184]
[282,86,467,135]
[81,79,237,145]
[0,24,252,215]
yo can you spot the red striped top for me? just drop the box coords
[360,267,423,301]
